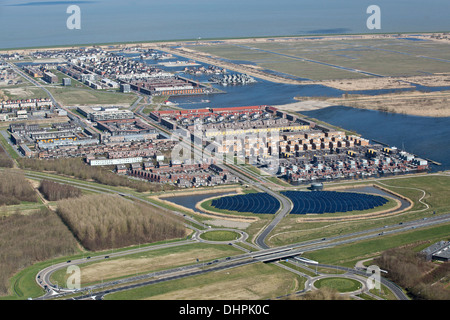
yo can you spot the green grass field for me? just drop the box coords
[191,38,450,80]
[104,262,306,300]
[50,243,241,288]
[303,223,450,268]
[46,87,138,106]
[199,230,240,241]
[267,174,450,247]
[314,277,362,293]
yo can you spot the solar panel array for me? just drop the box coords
[281,191,388,214]
[211,193,280,214]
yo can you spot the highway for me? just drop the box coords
[5,57,448,301]
[33,201,450,300]
[25,105,450,301]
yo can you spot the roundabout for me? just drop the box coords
[307,274,368,296]
[196,228,248,244]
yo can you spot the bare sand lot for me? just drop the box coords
[274,100,333,113]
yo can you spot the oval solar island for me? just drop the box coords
[210,192,281,214]
[210,190,389,216]
[281,191,389,214]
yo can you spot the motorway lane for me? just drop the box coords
[36,239,197,298]
[24,103,450,300]
[36,211,450,299]
[71,259,257,300]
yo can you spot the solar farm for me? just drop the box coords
[211,193,281,214]
[210,191,388,215]
[282,191,388,214]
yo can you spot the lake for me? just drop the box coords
[301,106,450,172]
[1,0,449,49]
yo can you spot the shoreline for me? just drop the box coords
[314,90,450,118]
[1,31,449,52]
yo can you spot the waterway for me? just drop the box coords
[140,52,450,174]
[140,52,450,109]
[301,106,450,172]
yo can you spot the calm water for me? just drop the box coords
[2,1,449,174]
[164,191,237,213]
[143,53,450,171]
[142,53,450,109]
[1,0,449,49]
[301,106,450,172]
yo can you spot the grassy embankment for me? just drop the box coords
[266,174,450,247]
[50,243,241,289]
[105,262,306,300]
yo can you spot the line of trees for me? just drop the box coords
[39,179,82,201]
[0,169,37,206]
[0,144,14,168]
[374,246,450,300]
[56,194,187,251]
[0,207,79,296]
[18,157,177,193]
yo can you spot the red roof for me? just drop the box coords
[211,106,263,113]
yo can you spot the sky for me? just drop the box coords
[0,0,449,49]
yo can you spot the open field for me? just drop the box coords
[105,262,305,300]
[50,243,241,288]
[267,174,450,247]
[46,87,138,107]
[185,36,450,89]
[0,86,48,100]
[303,223,450,268]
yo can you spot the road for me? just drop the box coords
[5,61,60,108]
[29,106,449,301]
[33,181,450,301]
[134,104,293,249]
[4,56,447,301]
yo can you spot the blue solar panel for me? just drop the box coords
[281,191,388,215]
[211,193,280,214]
